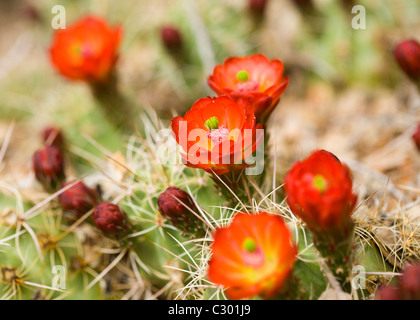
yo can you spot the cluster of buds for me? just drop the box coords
[32,125,131,242]
[157,187,204,238]
[284,150,358,290]
[377,264,420,300]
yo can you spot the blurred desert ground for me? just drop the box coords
[1,0,420,212]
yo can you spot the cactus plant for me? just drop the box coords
[1,0,420,302]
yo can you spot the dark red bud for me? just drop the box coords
[33,145,65,193]
[157,187,204,237]
[92,202,131,240]
[376,285,401,300]
[394,40,420,83]
[160,26,182,52]
[249,0,267,15]
[21,3,42,23]
[412,124,420,151]
[339,0,355,9]
[291,0,314,12]
[59,181,99,217]
[399,264,420,300]
[42,127,65,150]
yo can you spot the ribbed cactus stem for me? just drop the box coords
[314,223,356,293]
[90,72,137,131]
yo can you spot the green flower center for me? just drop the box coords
[313,174,327,193]
[237,70,249,82]
[243,237,257,253]
[73,44,81,55]
[204,116,219,130]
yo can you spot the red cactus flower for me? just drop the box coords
[42,126,65,150]
[59,181,99,217]
[49,16,122,82]
[160,25,182,52]
[207,54,289,123]
[284,150,357,238]
[157,187,204,237]
[171,95,263,175]
[92,202,131,240]
[33,145,65,192]
[394,39,420,84]
[208,212,296,299]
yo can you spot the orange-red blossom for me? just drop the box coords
[171,95,264,176]
[284,150,357,239]
[49,16,122,82]
[208,54,289,124]
[208,212,296,299]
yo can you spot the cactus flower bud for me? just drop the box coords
[376,285,401,300]
[291,0,315,13]
[33,145,65,193]
[399,264,420,300]
[21,3,42,23]
[59,181,99,217]
[42,127,65,150]
[160,26,183,52]
[412,123,420,151]
[157,187,204,237]
[92,202,131,240]
[249,0,268,16]
[339,0,355,10]
[394,40,420,84]
[377,264,420,300]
